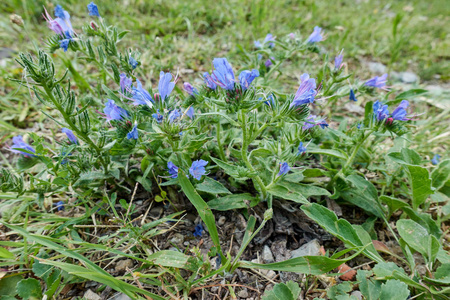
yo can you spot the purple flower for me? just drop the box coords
[61,128,77,144]
[55,201,64,211]
[349,89,357,102]
[158,71,175,101]
[289,33,296,39]
[59,39,70,52]
[189,159,208,180]
[129,56,138,69]
[290,73,317,107]
[43,7,73,37]
[11,135,36,157]
[186,107,195,119]
[265,57,275,67]
[127,123,139,140]
[103,99,129,121]
[303,115,328,130]
[184,82,198,96]
[203,72,217,90]
[254,41,262,48]
[54,5,69,19]
[152,109,163,123]
[307,26,323,43]
[193,223,204,237]
[277,162,290,176]
[431,154,440,165]
[212,58,235,90]
[131,79,153,107]
[168,109,181,123]
[264,34,275,48]
[120,73,132,93]
[391,100,409,121]
[167,161,179,178]
[373,101,389,121]
[239,69,259,90]
[334,54,343,70]
[298,142,307,155]
[365,73,388,89]
[87,2,100,17]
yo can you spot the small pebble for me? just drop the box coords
[237,288,249,298]
[83,289,101,300]
[262,245,274,263]
[115,259,133,272]
[218,216,226,226]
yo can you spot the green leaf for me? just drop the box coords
[379,196,408,218]
[388,148,421,165]
[148,250,189,268]
[379,279,410,300]
[280,181,331,198]
[397,219,437,261]
[356,270,380,300]
[196,177,231,195]
[394,89,428,101]
[32,256,53,280]
[208,193,258,211]
[0,247,14,259]
[432,159,450,190]
[262,281,301,300]
[339,175,385,218]
[424,263,450,285]
[406,165,433,209]
[302,203,383,263]
[307,147,348,160]
[327,281,353,300]
[0,275,22,296]
[16,278,42,300]
[210,157,250,180]
[372,262,406,278]
[267,184,309,204]
[74,171,111,187]
[178,171,222,255]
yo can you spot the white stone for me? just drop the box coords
[290,239,321,258]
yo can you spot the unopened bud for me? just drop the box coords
[385,117,393,126]
[264,208,273,221]
[10,14,24,27]
[90,21,98,31]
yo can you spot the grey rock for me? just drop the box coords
[262,245,274,263]
[110,293,132,300]
[290,239,321,258]
[170,233,184,245]
[115,259,133,272]
[83,289,101,300]
[351,291,363,300]
[344,103,365,114]
[238,288,249,298]
[149,206,163,219]
[367,62,387,74]
[400,71,418,83]
[261,269,277,279]
[218,216,226,226]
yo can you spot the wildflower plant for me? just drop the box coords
[1,3,448,299]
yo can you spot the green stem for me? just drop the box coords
[216,121,226,161]
[23,204,30,268]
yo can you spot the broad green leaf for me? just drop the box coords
[397,219,434,260]
[196,177,231,195]
[372,262,405,278]
[424,263,450,285]
[148,250,189,268]
[210,157,250,180]
[267,184,309,204]
[353,226,384,262]
[394,89,428,101]
[327,281,353,300]
[379,279,410,300]
[208,194,258,211]
[431,159,450,190]
[0,275,22,296]
[379,196,408,218]
[356,270,380,300]
[339,175,385,218]
[402,207,441,239]
[302,204,383,263]
[307,147,348,160]
[0,247,14,259]
[32,256,53,280]
[280,181,331,198]
[16,278,42,300]
[178,171,222,255]
[388,148,421,165]
[406,165,433,209]
[262,281,300,300]
[74,171,111,187]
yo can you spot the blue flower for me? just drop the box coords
[59,39,70,52]
[186,107,195,119]
[152,109,164,123]
[373,101,389,121]
[184,82,198,96]
[158,71,175,101]
[265,57,275,67]
[307,26,323,43]
[55,5,70,20]
[193,223,204,237]
[349,89,357,102]
[335,54,343,70]
[298,142,307,155]
[103,99,129,121]
[357,123,362,129]
[61,128,77,144]
[44,7,73,37]
[189,160,208,180]
[10,135,35,157]
[167,161,179,178]
[119,73,132,93]
[127,123,139,140]
[391,100,409,121]
[239,69,259,90]
[212,58,235,90]
[264,34,275,48]
[254,40,262,48]
[290,73,317,107]
[431,154,441,165]
[303,115,328,130]
[87,2,100,17]
[203,72,217,90]
[131,79,153,107]
[168,109,181,123]
[263,94,275,107]
[55,201,65,211]
[365,73,388,89]
[277,162,290,176]
[129,56,138,69]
